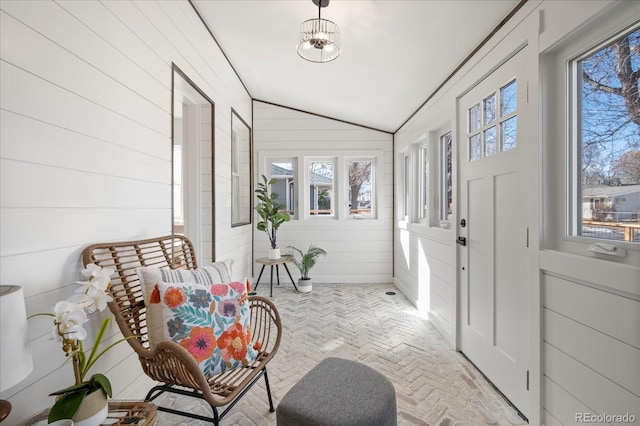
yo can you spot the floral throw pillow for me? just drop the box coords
[148,280,257,377]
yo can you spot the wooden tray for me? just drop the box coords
[18,400,157,426]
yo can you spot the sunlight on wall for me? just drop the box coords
[417,242,431,314]
[399,228,410,269]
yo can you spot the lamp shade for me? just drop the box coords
[0,285,33,392]
[297,18,341,63]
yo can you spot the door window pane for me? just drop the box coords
[470,134,482,161]
[501,80,517,115]
[484,126,497,157]
[469,104,481,132]
[467,80,517,161]
[502,117,517,151]
[483,93,497,124]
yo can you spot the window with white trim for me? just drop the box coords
[309,160,335,216]
[570,25,640,243]
[439,132,453,221]
[403,154,410,220]
[418,145,429,222]
[268,160,296,219]
[347,160,375,217]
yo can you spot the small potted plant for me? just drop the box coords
[31,264,136,424]
[255,175,290,259]
[286,244,327,293]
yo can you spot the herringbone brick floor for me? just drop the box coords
[155,283,526,425]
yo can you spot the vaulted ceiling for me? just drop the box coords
[191,0,521,133]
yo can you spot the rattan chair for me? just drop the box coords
[81,235,282,425]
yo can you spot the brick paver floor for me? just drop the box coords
[155,283,526,425]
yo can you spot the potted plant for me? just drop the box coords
[31,264,136,425]
[286,244,327,293]
[255,174,290,259]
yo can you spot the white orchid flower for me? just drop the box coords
[69,290,113,314]
[79,264,114,290]
[91,290,113,312]
[80,263,101,279]
[68,293,96,313]
[61,321,88,341]
[52,300,88,341]
[76,265,114,313]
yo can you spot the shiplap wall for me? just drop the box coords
[252,101,393,284]
[542,271,640,425]
[0,0,251,423]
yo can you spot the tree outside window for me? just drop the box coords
[575,26,640,243]
[347,161,374,216]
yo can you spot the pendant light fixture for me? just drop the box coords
[297,0,341,63]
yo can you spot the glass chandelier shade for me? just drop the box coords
[297,8,340,63]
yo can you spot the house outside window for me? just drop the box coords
[269,160,296,218]
[571,26,640,243]
[309,160,334,216]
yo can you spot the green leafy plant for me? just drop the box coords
[255,174,290,249]
[286,244,327,280]
[30,265,137,423]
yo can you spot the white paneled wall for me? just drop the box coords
[542,271,640,425]
[252,101,393,284]
[0,1,251,423]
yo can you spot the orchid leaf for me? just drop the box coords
[47,388,88,423]
[90,373,112,398]
[49,382,92,396]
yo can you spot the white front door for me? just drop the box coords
[457,46,531,417]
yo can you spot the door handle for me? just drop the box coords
[456,236,467,246]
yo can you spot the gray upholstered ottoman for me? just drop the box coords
[276,357,397,426]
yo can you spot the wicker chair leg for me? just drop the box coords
[263,368,275,413]
[145,384,220,424]
[145,385,166,403]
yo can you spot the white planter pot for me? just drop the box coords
[73,388,108,426]
[298,278,312,293]
[268,248,281,260]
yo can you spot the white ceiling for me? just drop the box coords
[192,0,520,133]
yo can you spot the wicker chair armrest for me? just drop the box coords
[137,339,211,391]
[248,296,282,364]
